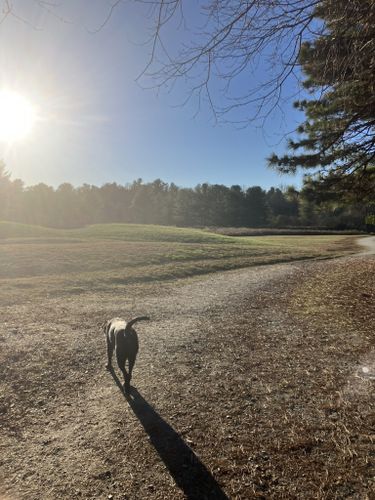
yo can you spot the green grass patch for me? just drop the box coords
[0,221,233,244]
[67,223,233,243]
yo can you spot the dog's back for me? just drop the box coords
[106,317,126,342]
[106,316,148,346]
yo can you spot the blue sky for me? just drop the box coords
[0,1,305,190]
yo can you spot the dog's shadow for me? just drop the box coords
[109,371,228,500]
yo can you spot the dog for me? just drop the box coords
[104,316,150,393]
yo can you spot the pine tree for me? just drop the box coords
[269,0,375,200]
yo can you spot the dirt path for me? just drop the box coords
[1,242,374,499]
[357,234,375,255]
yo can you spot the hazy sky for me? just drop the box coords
[0,1,305,189]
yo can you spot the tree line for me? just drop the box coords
[0,164,370,230]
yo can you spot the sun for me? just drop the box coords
[0,90,37,142]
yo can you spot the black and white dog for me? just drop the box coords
[104,316,150,393]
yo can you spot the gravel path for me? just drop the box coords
[357,235,375,254]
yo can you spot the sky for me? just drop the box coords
[0,0,305,190]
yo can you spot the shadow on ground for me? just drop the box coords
[110,371,228,500]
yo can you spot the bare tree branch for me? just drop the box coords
[134,1,320,123]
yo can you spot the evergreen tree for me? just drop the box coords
[0,161,12,220]
[269,0,375,199]
[244,187,268,227]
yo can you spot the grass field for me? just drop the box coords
[0,221,358,304]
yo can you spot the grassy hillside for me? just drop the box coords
[0,221,359,305]
[69,223,233,243]
[0,221,60,239]
[0,220,360,245]
[0,221,231,243]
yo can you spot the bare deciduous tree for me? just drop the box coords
[133,0,321,123]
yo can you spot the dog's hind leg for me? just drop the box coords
[116,350,130,393]
[127,354,136,388]
[106,327,115,371]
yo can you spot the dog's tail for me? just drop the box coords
[125,316,150,331]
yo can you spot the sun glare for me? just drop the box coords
[0,90,36,142]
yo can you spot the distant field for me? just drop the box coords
[211,226,363,236]
[0,221,359,305]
